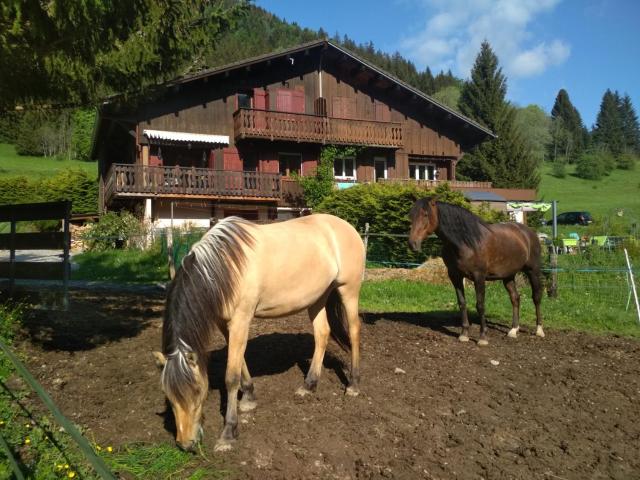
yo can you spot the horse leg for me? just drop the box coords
[474,276,488,346]
[503,277,521,338]
[526,268,545,338]
[217,322,257,412]
[339,285,362,397]
[449,272,470,342]
[215,314,250,452]
[296,301,330,397]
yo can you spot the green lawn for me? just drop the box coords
[360,278,640,338]
[0,143,97,178]
[538,162,640,222]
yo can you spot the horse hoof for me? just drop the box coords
[536,326,545,338]
[458,335,470,343]
[477,339,489,347]
[345,386,360,397]
[214,440,235,452]
[507,328,519,338]
[295,386,313,397]
[239,399,257,412]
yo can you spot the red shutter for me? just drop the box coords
[276,89,293,112]
[253,88,268,110]
[292,90,305,113]
[259,150,279,173]
[149,155,162,167]
[223,147,242,171]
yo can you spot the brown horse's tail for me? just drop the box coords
[326,288,352,353]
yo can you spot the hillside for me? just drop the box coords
[538,162,640,223]
[0,143,97,178]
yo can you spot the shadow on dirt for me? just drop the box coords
[362,311,510,338]
[19,291,165,351]
[159,331,348,437]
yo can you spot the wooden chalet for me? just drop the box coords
[91,39,502,227]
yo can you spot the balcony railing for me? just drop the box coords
[105,164,281,202]
[234,108,403,148]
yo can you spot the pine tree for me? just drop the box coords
[619,94,640,155]
[549,89,587,161]
[457,42,539,189]
[593,89,625,156]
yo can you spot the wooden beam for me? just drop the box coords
[0,233,65,250]
[0,262,65,281]
[0,201,70,222]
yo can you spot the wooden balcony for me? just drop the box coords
[234,108,403,148]
[105,164,281,202]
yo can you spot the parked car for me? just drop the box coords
[555,211,593,225]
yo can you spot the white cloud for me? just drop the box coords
[399,0,570,78]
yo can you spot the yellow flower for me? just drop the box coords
[95,445,102,451]
[56,464,64,471]
[0,420,5,426]
[25,423,31,429]
[64,464,69,469]
[106,446,113,453]
[24,438,31,445]
[67,471,76,478]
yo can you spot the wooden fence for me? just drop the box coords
[0,201,71,307]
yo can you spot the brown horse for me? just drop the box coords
[153,214,364,452]
[408,197,544,345]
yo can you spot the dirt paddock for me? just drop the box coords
[16,291,640,479]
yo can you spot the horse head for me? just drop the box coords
[408,197,439,252]
[153,348,208,452]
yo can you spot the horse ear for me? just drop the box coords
[152,351,167,369]
[185,351,198,368]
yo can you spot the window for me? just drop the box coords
[278,153,301,176]
[374,156,387,181]
[237,92,253,109]
[334,157,356,180]
[409,163,437,180]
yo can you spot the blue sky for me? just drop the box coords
[256,0,640,128]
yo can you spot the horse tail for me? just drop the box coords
[326,288,352,353]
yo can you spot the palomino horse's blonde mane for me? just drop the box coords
[161,217,255,405]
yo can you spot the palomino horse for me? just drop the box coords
[408,197,544,345]
[153,214,364,452]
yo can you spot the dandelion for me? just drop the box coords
[67,471,76,478]
[95,445,102,451]
[0,420,4,426]
[24,437,31,445]
[106,446,113,453]
[64,464,69,470]
[55,464,64,471]
[25,423,31,429]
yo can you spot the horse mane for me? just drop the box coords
[161,217,255,404]
[434,200,489,249]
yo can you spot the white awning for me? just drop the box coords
[143,129,229,145]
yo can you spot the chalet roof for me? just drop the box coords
[167,39,495,139]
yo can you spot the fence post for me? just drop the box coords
[167,202,176,280]
[9,219,15,295]
[362,222,369,280]
[62,201,71,310]
[624,248,640,324]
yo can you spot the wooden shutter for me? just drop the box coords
[292,90,305,113]
[253,88,268,110]
[276,89,293,112]
[223,147,242,171]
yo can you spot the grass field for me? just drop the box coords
[0,143,97,178]
[537,162,640,223]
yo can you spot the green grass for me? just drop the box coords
[360,279,640,338]
[0,143,97,178]
[72,247,169,284]
[538,162,640,224]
